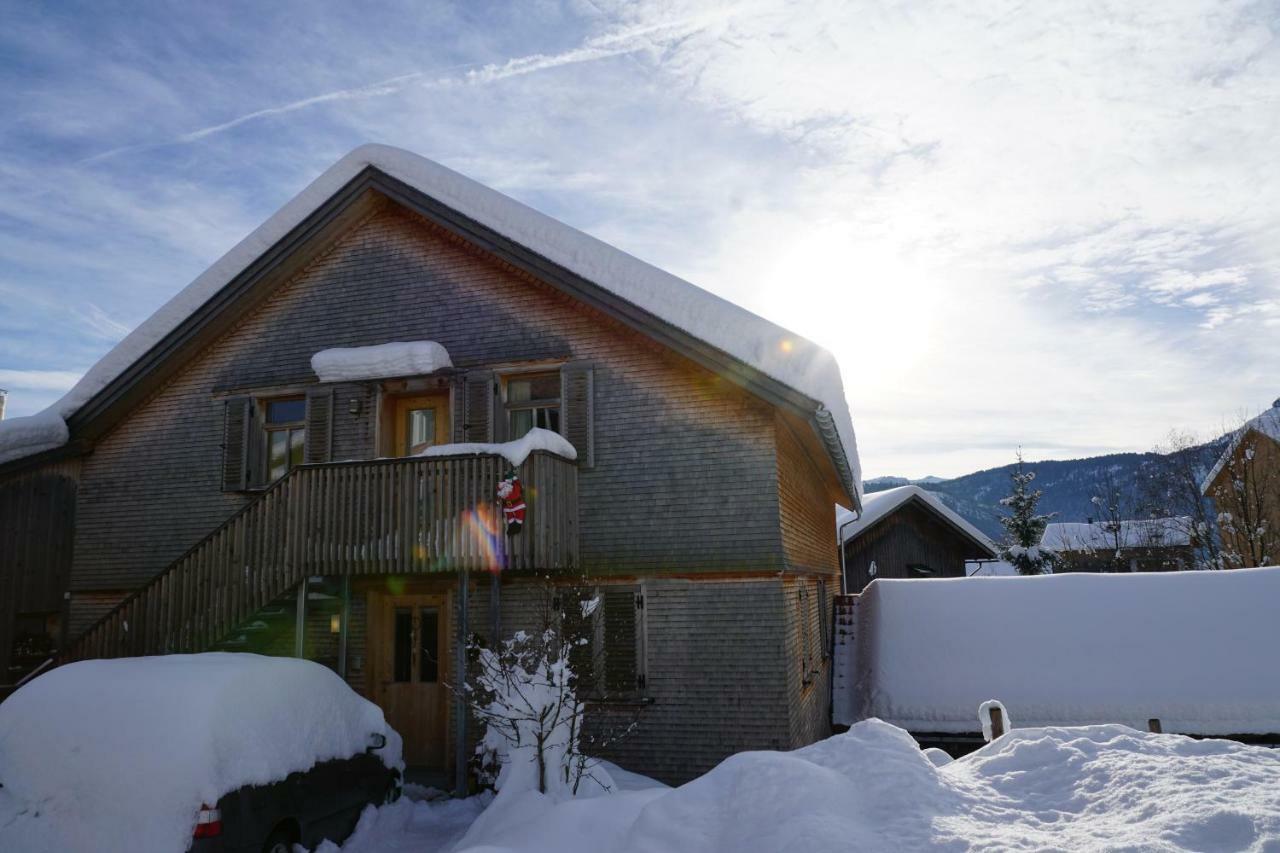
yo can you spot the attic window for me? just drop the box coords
[505,372,560,438]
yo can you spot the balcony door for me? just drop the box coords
[372,593,448,768]
[392,392,450,456]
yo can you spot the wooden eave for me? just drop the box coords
[13,167,856,500]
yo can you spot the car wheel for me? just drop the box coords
[262,826,297,853]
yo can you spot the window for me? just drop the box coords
[505,372,560,438]
[392,605,440,684]
[263,397,305,483]
[8,613,59,684]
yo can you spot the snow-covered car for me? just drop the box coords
[0,653,403,853]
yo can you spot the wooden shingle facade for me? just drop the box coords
[0,150,857,783]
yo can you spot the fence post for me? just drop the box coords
[989,705,1005,739]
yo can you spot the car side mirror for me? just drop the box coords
[367,732,387,753]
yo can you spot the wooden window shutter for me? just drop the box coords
[462,370,495,443]
[304,386,334,464]
[603,584,644,695]
[221,396,251,492]
[560,362,594,468]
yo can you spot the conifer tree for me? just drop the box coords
[998,451,1056,575]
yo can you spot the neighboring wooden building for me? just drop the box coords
[1201,402,1280,569]
[0,146,859,785]
[1041,518,1195,573]
[838,486,995,593]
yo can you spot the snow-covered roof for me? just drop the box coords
[1201,403,1280,494]
[838,567,1280,735]
[0,145,860,497]
[1041,517,1191,551]
[0,653,400,852]
[837,486,994,554]
[312,340,453,383]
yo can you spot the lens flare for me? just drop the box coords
[463,502,506,573]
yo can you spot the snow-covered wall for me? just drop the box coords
[837,568,1280,735]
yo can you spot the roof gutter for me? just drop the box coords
[813,406,859,511]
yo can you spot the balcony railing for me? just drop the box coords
[61,450,577,662]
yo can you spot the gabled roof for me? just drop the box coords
[0,145,860,498]
[1201,403,1280,495]
[836,485,995,557]
[1041,518,1191,551]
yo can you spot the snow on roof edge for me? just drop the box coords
[0,145,860,497]
[837,485,994,554]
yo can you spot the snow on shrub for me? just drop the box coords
[468,626,614,799]
[0,654,401,853]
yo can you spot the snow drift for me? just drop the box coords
[422,719,1280,852]
[0,654,402,853]
[839,567,1280,734]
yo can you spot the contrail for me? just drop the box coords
[80,17,710,165]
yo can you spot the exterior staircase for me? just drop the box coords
[60,451,578,663]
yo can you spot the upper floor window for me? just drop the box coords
[505,372,560,438]
[264,397,305,482]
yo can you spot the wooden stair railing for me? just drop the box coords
[60,451,578,663]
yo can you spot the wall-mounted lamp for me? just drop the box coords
[330,614,342,634]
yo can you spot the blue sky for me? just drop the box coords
[1,0,1278,478]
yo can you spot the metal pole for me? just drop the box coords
[454,569,469,796]
[489,570,501,643]
[294,577,308,658]
[338,576,351,677]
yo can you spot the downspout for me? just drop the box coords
[837,510,861,596]
[454,569,469,796]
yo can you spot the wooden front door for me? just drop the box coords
[393,393,450,456]
[373,594,448,767]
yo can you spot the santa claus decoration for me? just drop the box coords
[496,469,525,535]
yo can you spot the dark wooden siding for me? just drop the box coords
[71,204,785,593]
[460,575,793,784]
[841,500,979,592]
[0,459,80,678]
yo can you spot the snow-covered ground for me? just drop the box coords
[317,720,1280,852]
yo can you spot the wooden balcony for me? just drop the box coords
[62,450,577,661]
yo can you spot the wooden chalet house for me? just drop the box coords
[837,486,995,593]
[0,146,861,785]
[1201,402,1280,569]
[1041,518,1196,573]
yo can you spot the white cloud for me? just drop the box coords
[4,0,1277,477]
[589,0,1280,475]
